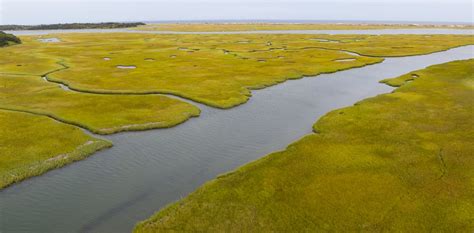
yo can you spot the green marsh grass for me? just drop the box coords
[0,110,112,189]
[2,34,472,108]
[1,33,472,188]
[135,59,474,232]
[0,74,200,135]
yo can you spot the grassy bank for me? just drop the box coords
[135,59,474,232]
[0,110,113,189]
[0,74,200,135]
[135,23,474,32]
[2,33,472,109]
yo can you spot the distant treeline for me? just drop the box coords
[0,31,21,47]
[0,22,146,31]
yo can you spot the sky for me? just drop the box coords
[1,0,473,25]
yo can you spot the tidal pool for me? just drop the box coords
[37,38,61,42]
[116,65,137,69]
[0,46,472,233]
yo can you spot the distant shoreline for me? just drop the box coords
[0,22,145,31]
[1,20,472,28]
[132,22,474,32]
[142,19,474,26]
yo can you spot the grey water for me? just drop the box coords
[7,28,474,36]
[37,38,61,43]
[144,20,473,25]
[0,46,473,233]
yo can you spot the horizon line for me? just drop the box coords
[2,19,473,26]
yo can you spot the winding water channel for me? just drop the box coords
[1,45,473,232]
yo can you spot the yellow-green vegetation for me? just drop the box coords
[1,33,471,188]
[0,110,112,189]
[0,74,200,134]
[135,59,474,232]
[0,33,201,189]
[3,33,472,108]
[136,23,474,32]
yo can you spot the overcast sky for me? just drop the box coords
[1,0,473,25]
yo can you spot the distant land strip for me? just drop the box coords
[0,22,145,31]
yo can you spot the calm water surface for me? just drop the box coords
[0,46,473,233]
